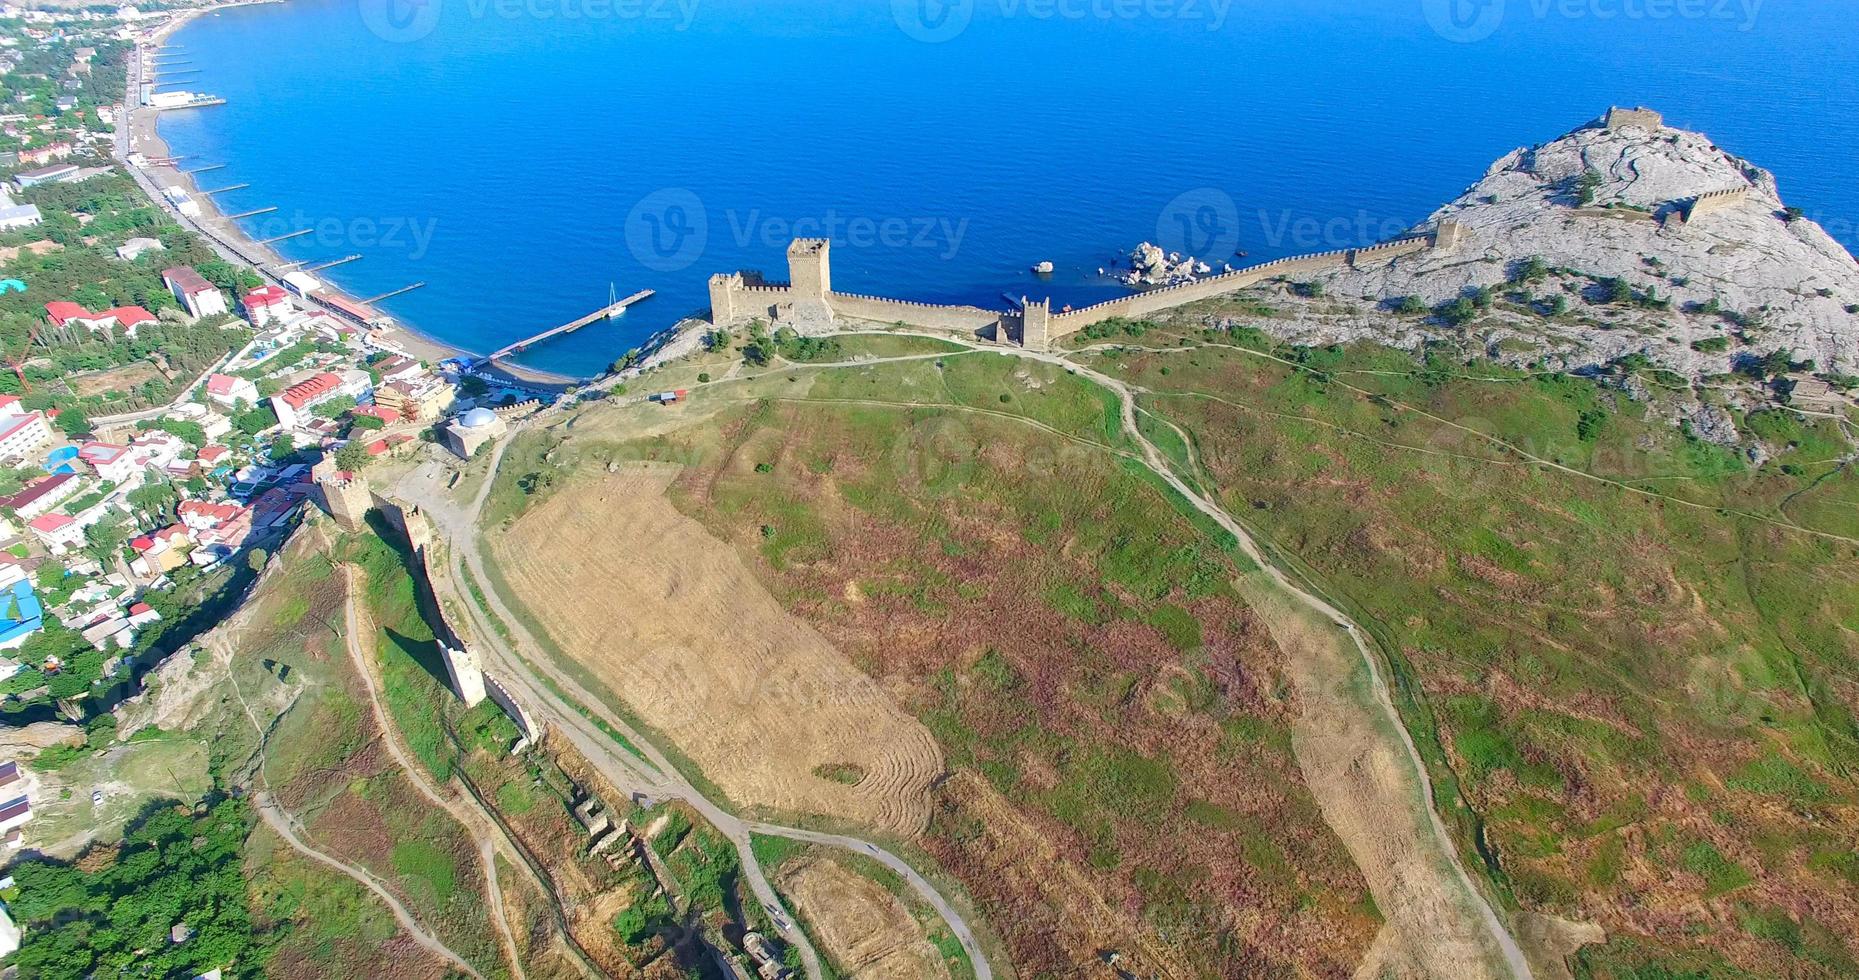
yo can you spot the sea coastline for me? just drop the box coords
[118,3,580,389]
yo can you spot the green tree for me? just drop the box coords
[55,407,89,438]
[333,440,371,473]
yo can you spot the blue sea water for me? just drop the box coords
[157,0,1859,378]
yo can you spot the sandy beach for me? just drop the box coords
[120,5,575,388]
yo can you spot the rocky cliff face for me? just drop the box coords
[1312,110,1859,379]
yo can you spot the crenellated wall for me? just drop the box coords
[1682,186,1750,222]
[707,228,1446,349]
[826,291,1001,334]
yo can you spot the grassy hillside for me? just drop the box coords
[1080,316,1859,978]
[492,348,1382,979]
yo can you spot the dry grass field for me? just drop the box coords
[488,462,944,836]
[777,856,951,980]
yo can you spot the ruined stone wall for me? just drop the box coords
[1684,186,1750,222]
[1605,106,1664,132]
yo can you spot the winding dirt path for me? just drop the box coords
[255,793,487,980]
[336,565,531,980]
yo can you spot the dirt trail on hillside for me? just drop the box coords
[778,857,950,980]
[489,463,943,836]
[1239,578,1510,979]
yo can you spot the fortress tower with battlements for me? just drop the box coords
[312,458,372,532]
[788,238,831,301]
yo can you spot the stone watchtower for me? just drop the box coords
[787,238,832,304]
[440,644,488,707]
[1604,106,1663,133]
[312,458,372,532]
[1434,219,1468,252]
[707,272,742,326]
[1020,297,1051,351]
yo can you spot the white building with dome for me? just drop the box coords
[440,406,507,459]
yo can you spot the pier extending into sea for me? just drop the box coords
[478,289,655,366]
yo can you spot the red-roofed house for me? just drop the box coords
[129,524,191,577]
[353,404,400,425]
[203,373,259,409]
[45,302,156,338]
[0,395,22,417]
[0,412,52,465]
[0,473,80,519]
[197,445,231,466]
[242,284,291,326]
[79,441,138,483]
[43,300,92,329]
[27,512,82,554]
[177,499,245,533]
[161,267,227,319]
[271,371,369,429]
[127,602,162,628]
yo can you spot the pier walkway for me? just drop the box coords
[478,289,653,364]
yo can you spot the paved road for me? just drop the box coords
[255,793,487,980]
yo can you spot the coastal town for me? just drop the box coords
[0,4,568,950]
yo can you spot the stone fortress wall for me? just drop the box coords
[708,228,1458,350]
[702,108,1756,351]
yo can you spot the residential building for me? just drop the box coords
[0,579,44,649]
[203,373,258,409]
[271,370,370,429]
[177,499,245,534]
[44,302,158,338]
[0,188,39,232]
[373,354,424,383]
[13,163,76,188]
[0,794,29,836]
[0,411,52,464]
[16,141,70,165]
[129,524,190,577]
[26,512,81,554]
[372,375,455,423]
[0,473,81,519]
[162,266,227,319]
[115,236,164,261]
[0,395,21,417]
[242,284,291,326]
[79,442,137,483]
